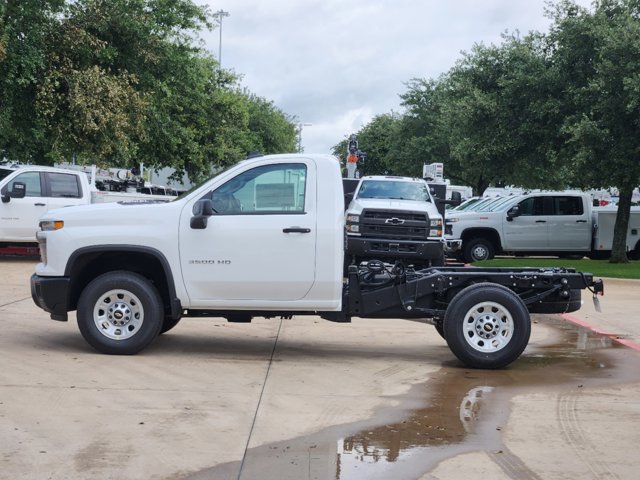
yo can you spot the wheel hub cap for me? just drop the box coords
[93,290,144,340]
[109,303,131,326]
[463,301,514,353]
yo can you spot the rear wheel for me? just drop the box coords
[77,271,164,354]
[444,283,530,369]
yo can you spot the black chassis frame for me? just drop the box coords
[179,265,602,325]
[344,265,602,322]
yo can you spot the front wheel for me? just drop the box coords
[443,283,530,369]
[463,238,495,263]
[77,271,164,354]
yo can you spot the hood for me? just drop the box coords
[40,199,180,226]
[348,197,436,214]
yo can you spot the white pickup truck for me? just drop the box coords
[30,154,603,369]
[445,191,640,262]
[0,165,174,245]
[345,175,446,267]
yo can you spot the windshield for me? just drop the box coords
[356,179,431,202]
[477,195,520,211]
[0,167,14,182]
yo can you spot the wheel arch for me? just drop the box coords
[460,228,502,253]
[64,246,181,319]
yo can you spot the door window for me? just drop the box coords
[2,172,42,197]
[517,197,544,216]
[47,172,81,198]
[207,163,307,215]
[552,196,583,215]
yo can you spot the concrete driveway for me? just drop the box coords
[1,258,639,480]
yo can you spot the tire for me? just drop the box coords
[463,238,494,263]
[443,283,530,369]
[77,271,164,354]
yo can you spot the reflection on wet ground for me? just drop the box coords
[184,316,638,480]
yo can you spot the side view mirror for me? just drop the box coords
[506,205,520,221]
[190,198,215,229]
[1,182,27,203]
[436,191,462,207]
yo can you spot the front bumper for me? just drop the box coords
[445,238,462,252]
[30,274,70,321]
[347,236,443,260]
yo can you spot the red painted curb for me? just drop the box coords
[561,313,640,352]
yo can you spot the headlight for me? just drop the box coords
[39,220,64,231]
[346,224,360,233]
[429,218,443,237]
[346,214,360,223]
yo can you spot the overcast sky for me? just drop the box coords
[196,0,593,156]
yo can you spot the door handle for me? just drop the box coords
[34,203,46,206]
[535,220,546,223]
[576,220,587,223]
[283,227,311,233]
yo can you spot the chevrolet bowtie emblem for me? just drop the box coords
[385,217,405,225]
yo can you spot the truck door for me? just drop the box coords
[179,161,317,305]
[503,196,549,250]
[44,172,86,211]
[546,196,591,250]
[0,171,47,242]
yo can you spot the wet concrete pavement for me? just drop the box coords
[1,258,639,479]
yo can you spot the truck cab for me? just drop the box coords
[1,167,88,243]
[345,175,445,267]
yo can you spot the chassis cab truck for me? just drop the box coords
[31,154,602,369]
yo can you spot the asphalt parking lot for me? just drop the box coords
[1,257,639,480]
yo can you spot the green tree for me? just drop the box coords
[1,0,297,182]
[548,0,640,262]
[391,78,452,179]
[0,0,65,162]
[439,34,571,195]
[245,94,297,155]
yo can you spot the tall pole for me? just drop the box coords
[214,10,230,69]
[298,123,312,152]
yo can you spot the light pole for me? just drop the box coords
[213,10,230,69]
[298,123,312,152]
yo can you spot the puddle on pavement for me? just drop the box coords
[183,316,639,480]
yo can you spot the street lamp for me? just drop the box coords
[298,123,312,152]
[213,10,230,69]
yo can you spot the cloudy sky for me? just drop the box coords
[196,0,593,155]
